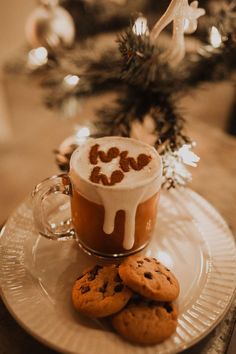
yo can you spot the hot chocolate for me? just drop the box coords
[70,137,162,256]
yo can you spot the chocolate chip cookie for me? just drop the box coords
[72,264,133,318]
[111,297,178,345]
[118,256,180,301]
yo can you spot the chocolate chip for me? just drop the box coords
[114,284,124,292]
[155,270,163,275]
[144,272,153,279]
[99,281,108,293]
[163,303,173,313]
[96,265,103,271]
[137,260,144,265]
[137,261,143,268]
[88,265,103,280]
[165,267,170,271]
[92,265,103,274]
[166,276,172,284]
[88,273,96,281]
[144,257,151,262]
[80,285,90,294]
[114,273,122,282]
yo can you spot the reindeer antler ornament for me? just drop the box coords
[150,0,205,66]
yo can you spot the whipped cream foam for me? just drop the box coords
[70,137,162,250]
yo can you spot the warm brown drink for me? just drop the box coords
[71,189,160,255]
[69,136,162,257]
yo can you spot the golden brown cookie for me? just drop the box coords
[111,297,178,345]
[72,264,133,318]
[119,256,180,301]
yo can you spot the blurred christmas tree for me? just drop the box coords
[4,0,236,188]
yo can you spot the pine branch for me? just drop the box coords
[185,38,236,86]
[117,27,184,93]
[96,88,190,151]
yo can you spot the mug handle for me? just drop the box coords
[31,174,75,240]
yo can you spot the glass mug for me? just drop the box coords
[32,137,163,258]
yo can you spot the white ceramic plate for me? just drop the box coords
[0,188,236,354]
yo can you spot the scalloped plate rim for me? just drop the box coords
[0,188,236,354]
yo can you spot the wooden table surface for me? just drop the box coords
[0,76,235,354]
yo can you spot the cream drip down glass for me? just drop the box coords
[32,137,162,257]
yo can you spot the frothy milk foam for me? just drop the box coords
[70,137,162,250]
